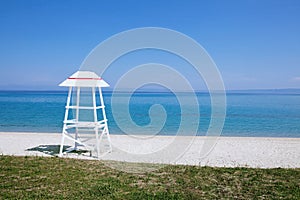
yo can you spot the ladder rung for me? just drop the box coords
[66,106,105,110]
[75,129,95,132]
[64,119,107,124]
[66,124,106,129]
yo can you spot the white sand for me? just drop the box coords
[0,132,299,168]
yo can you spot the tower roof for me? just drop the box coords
[59,71,109,87]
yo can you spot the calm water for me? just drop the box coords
[0,91,299,137]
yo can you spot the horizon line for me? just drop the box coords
[1,88,300,94]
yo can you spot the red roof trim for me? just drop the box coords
[68,77,102,80]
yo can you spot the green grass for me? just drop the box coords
[0,156,299,199]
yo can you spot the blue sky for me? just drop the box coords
[0,0,299,90]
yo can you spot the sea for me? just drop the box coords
[0,90,300,138]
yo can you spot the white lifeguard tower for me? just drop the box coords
[58,71,112,158]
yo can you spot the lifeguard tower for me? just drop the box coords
[58,71,112,158]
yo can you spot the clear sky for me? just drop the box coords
[0,0,299,90]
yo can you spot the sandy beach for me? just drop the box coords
[0,132,299,168]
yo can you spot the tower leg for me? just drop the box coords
[75,87,81,150]
[98,87,112,152]
[92,87,100,158]
[59,134,65,156]
[59,86,72,157]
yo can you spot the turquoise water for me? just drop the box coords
[0,91,299,137]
